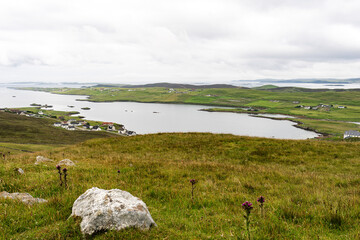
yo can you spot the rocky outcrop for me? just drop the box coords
[71,187,157,235]
[0,191,47,205]
[57,159,75,166]
[35,156,54,165]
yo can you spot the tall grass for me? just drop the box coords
[1,133,360,239]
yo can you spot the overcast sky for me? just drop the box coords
[1,0,360,84]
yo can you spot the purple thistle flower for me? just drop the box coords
[190,179,197,185]
[242,201,253,240]
[117,170,120,174]
[56,165,61,171]
[242,201,253,211]
[257,196,265,204]
[62,168,67,173]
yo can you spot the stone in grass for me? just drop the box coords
[71,187,157,236]
[57,159,75,166]
[0,191,47,205]
[34,156,54,165]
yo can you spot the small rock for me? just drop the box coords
[58,159,75,166]
[14,168,24,174]
[0,191,48,205]
[71,187,157,236]
[35,156,54,165]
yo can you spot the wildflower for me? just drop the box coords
[56,165,63,186]
[242,201,253,240]
[63,168,68,188]
[242,201,253,212]
[257,196,265,218]
[257,196,265,204]
[117,170,120,174]
[190,179,197,202]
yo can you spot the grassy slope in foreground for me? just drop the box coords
[1,133,360,239]
[0,111,114,153]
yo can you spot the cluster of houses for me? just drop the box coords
[53,120,136,136]
[0,108,137,137]
[168,88,195,94]
[295,104,346,110]
[53,119,86,131]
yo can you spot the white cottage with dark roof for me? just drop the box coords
[344,130,360,139]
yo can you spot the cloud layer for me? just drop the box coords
[1,0,360,83]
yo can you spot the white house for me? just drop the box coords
[92,126,101,131]
[118,129,127,134]
[107,125,116,131]
[53,122,62,127]
[344,130,360,139]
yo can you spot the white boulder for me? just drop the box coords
[58,159,75,166]
[35,156,54,165]
[71,187,157,235]
[0,191,47,205]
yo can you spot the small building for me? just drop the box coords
[53,122,62,127]
[107,125,116,131]
[118,129,127,134]
[344,130,360,139]
[338,106,346,109]
[127,131,137,136]
[92,126,101,131]
[68,126,76,131]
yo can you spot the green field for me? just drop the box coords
[20,86,360,137]
[1,133,360,239]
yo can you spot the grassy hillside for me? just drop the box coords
[1,133,360,239]
[0,111,114,152]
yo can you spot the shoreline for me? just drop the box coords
[11,87,339,139]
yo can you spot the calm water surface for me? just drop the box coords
[0,87,319,139]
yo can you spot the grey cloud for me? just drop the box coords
[1,0,360,83]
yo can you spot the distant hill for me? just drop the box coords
[258,86,360,92]
[95,82,239,89]
[253,85,279,90]
[232,78,360,85]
